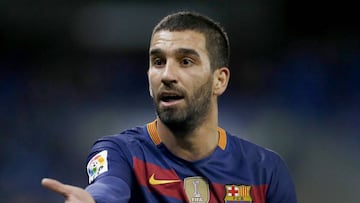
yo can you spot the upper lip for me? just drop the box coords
[159,91,184,101]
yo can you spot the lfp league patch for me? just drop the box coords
[87,150,108,183]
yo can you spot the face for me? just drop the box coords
[148,30,214,131]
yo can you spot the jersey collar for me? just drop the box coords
[146,120,227,150]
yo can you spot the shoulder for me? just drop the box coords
[86,124,153,166]
[226,132,285,167]
[86,124,155,162]
[91,125,151,149]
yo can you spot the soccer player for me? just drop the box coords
[42,11,297,203]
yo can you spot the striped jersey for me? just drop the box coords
[85,120,297,203]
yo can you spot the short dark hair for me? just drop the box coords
[152,11,230,71]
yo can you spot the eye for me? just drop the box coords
[152,58,165,67]
[181,58,194,66]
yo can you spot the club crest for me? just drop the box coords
[224,184,252,203]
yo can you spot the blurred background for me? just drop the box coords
[1,0,359,202]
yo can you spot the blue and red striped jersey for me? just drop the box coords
[85,120,297,203]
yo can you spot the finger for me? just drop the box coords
[41,178,70,196]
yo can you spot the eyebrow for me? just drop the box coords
[176,48,200,58]
[149,48,200,58]
[149,48,162,56]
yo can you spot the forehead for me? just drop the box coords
[150,30,207,54]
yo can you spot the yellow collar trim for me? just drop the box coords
[146,120,227,150]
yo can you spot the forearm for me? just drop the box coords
[85,176,131,203]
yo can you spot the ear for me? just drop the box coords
[213,67,230,96]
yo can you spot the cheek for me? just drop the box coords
[148,75,158,87]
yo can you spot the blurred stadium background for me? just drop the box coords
[1,0,359,202]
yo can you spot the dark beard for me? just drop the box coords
[153,76,213,135]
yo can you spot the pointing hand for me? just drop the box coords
[41,178,95,203]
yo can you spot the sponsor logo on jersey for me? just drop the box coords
[148,173,181,185]
[184,176,209,203]
[87,150,108,183]
[224,184,252,203]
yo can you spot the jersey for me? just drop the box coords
[85,120,297,203]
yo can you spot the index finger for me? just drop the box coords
[41,178,71,196]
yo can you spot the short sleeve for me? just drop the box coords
[85,136,133,202]
[266,155,297,203]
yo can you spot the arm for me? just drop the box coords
[41,176,131,203]
[85,176,131,203]
[85,137,134,202]
[42,136,134,203]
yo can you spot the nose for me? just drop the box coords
[161,60,178,85]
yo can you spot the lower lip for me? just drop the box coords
[160,99,184,107]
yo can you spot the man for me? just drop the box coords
[42,11,297,203]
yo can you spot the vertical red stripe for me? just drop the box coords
[133,157,189,202]
[251,184,268,203]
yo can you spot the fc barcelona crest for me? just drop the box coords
[224,184,252,203]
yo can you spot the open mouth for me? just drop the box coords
[160,94,184,102]
[159,92,184,105]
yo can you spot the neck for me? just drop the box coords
[157,109,219,161]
